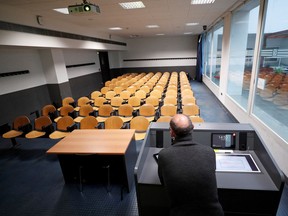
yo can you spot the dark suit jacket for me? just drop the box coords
[158,133,224,216]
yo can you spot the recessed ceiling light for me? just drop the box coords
[53,8,69,14]
[119,1,145,9]
[156,33,165,36]
[186,22,199,26]
[191,0,215,4]
[109,27,123,30]
[184,32,193,35]
[146,25,159,28]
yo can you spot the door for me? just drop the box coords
[98,51,111,84]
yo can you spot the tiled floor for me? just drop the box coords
[0,81,287,216]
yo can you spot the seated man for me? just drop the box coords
[158,114,224,216]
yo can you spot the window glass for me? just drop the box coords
[211,24,223,86]
[227,0,260,110]
[204,31,212,78]
[253,0,288,142]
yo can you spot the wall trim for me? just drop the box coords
[123,57,197,62]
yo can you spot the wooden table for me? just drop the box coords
[47,129,137,192]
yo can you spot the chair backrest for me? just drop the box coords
[90,91,102,99]
[160,104,177,116]
[118,104,133,116]
[120,90,131,100]
[182,104,199,116]
[80,116,99,129]
[127,86,137,94]
[181,89,194,97]
[182,96,196,105]
[140,85,150,94]
[101,86,110,95]
[59,105,75,116]
[190,116,204,123]
[135,90,147,100]
[42,104,57,116]
[105,91,116,100]
[145,96,159,107]
[156,116,172,123]
[111,96,124,108]
[77,96,90,107]
[98,104,113,117]
[78,104,94,117]
[165,90,178,98]
[128,96,141,107]
[104,116,123,129]
[163,96,177,105]
[57,116,74,131]
[62,97,75,107]
[93,97,107,107]
[13,115,30,130]
[150,90,162,99]
[34,116,52,131]
[139,104,155,116]
[130,116,150,131]
[114,86,123,95]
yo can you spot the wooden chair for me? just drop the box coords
[104,116,124,129]
[130,116,150,140]
[96,104,114,123]
[61,97,75,108]
[93,97,107,111]
[160,104,177,117]
[105,91,116,102]
[42,104,58,121]
[150,89,163,101]
[25,116,54,138]
[80,116,99,129]
[181,96,196,106]
[114,86,123,95]
[101,86,110,96]
[182,104,200,116]
[190,116,204,123]
[120,90,131,102]
[163,96,177,106]
[165,90,178,98]
[139,104,156,122]
[110,96,124,111]
[156,116,172,123]
[127,86,137,95]
[54,105,75,122]
[75,96,90,112]
[49,116,76,139]
[181,89,194,97]
[3,116,32,145]
[90,91,102,101]
[128,96,141,111]
[145,96,160,110]
[118,104,134,123]
[74,104,94,123]
[135,90,147,101]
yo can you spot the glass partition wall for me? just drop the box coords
[253,0,288,141]
[202,0,288,143]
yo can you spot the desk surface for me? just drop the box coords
[47,129,135,155]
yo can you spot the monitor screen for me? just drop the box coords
[211,133,235,149]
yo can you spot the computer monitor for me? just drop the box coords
[211,133,235,149]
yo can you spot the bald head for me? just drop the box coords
[170,114,194,137]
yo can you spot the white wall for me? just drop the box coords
[0,48,47,95]
[121,36,198,68]
[63,49,100,79]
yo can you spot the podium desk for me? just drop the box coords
[47,129,137,192]
[134,123,284,216]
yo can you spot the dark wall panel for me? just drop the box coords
[0,85,51,125]
[69,72,103,100]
